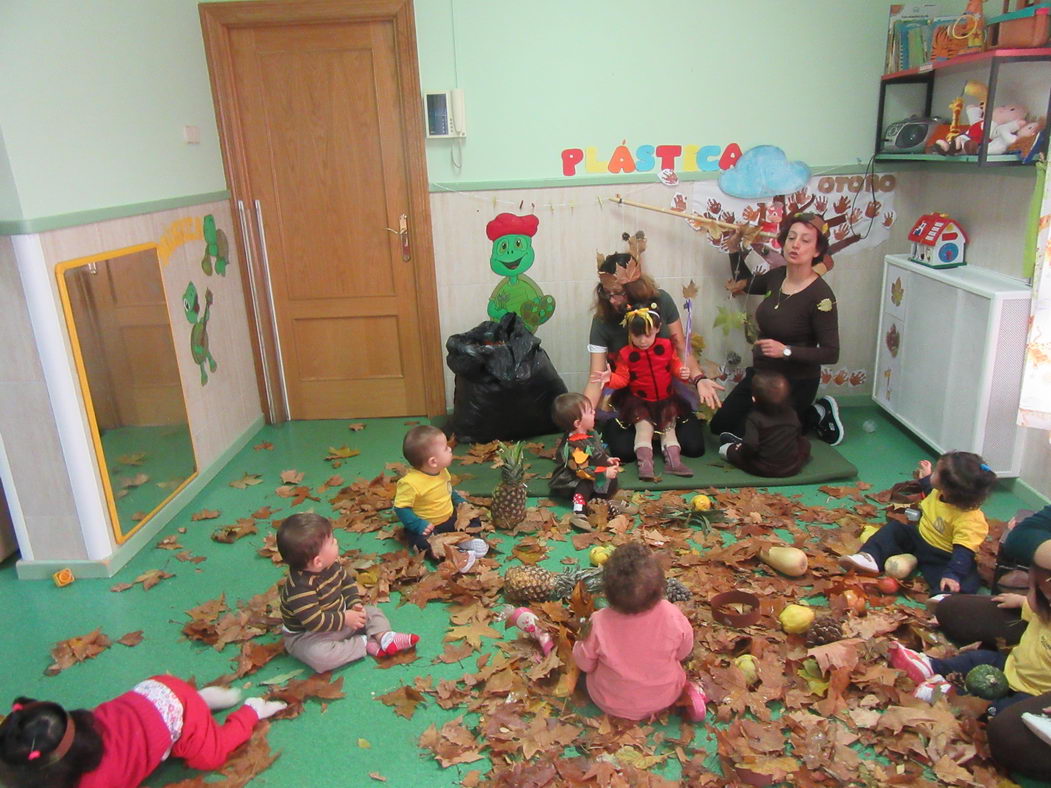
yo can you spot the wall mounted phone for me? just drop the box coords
[424,88,466,138]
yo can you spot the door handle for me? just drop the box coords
[237,199,276,423]
[253,199,291,421]
[387,214,410,261]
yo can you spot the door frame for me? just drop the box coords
[199,0,445,420]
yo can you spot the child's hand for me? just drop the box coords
[608,457,621,467]
[993,593,1026,609]
[604,465,619,479]
[344,605,367,631]
[422,522,435,536]
[679,365,689,380]
[590,364,612,386]
[939,577,960,593]
[916,459,932,478]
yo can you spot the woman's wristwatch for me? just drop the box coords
[782,346,792,357]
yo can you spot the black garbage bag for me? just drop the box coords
[446,313,567,443]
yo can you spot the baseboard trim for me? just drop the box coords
[15,416,264,580]
[1002,478,1051,511]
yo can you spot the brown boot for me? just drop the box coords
[636,447,656,481]
[662,445,694,477]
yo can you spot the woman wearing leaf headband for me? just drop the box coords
[710,212,844,447]
[585,232,724,463]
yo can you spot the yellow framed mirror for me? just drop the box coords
[56,243,198,544]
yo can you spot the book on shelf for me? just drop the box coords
[884,2,937,74]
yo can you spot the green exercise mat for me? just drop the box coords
[451,431,858,496]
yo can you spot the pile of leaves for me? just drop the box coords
[43,452,1020,786]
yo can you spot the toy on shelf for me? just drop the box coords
[930,80,988,153]
[908,213,968,268]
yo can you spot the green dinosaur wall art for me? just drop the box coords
[485,213,555,333]
[182,281,217,385]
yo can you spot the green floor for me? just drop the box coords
[0,405,1044,786]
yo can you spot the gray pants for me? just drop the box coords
[283,605,390,673]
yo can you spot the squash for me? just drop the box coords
[885,553,918,580]
[759,546,808,577]
[965,664,1010,700]
[779,604,816,634]
[589,545,613,566]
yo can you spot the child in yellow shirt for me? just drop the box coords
[394,425,487,570]
[840,451,996,595]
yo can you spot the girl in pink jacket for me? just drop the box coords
[573,542,706,721]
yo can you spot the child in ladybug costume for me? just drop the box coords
[607,305,693,480]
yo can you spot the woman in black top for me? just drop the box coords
[709,213,843,445]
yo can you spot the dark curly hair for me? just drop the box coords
[603,542,664,614]
[776,213,830,262]
[934,450,996,511]
[0,699,102,788]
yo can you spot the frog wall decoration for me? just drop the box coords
[182,281,217,385]
[485,212,555,333]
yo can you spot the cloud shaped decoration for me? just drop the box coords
[718,145,811,199]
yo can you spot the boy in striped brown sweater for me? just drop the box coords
[277,513,418,673]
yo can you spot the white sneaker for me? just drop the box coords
[913,674,953,703]
[1022,712,1051,747]
[457,538,489,558]
[838,552,879,576]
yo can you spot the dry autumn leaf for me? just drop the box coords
[211,519,258,544]
[229,472,263,489]
[116,630,144,647]
[253,441,274,450]
[191,508,221,521]
[279,469,304,484]
[348,423,366,431]
[377,685,426,719]
[45,629,111,675]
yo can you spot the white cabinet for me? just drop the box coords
[873,255,1031,476]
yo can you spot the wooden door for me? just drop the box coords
[200,1,444,420]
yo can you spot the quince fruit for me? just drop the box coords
[589,545,613,566]
[778,604,816,635]
[734,654,759,686]
[692,494,712,511]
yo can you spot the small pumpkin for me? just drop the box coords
[965,664,1010,700]
[589,545,613,566]
[734,654,759,686]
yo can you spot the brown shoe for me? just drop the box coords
[636,447,656,481]
[662,445,694,477]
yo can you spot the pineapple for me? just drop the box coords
[502,565,692,605]
[491,442,528,529]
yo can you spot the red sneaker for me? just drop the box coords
[888,641,934,684]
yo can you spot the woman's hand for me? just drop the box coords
[940,577,960,593]
[679,365,690,381]
[695,378,724,410]
[755,339,788,358]
[993,593,1026,609]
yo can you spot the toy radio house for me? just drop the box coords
[908,213,967,269]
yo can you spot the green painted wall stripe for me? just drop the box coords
[0,191,231,236]
[428,163,884,193]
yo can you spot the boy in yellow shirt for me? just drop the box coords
[394,425,487,570]
[839,451,996,595]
